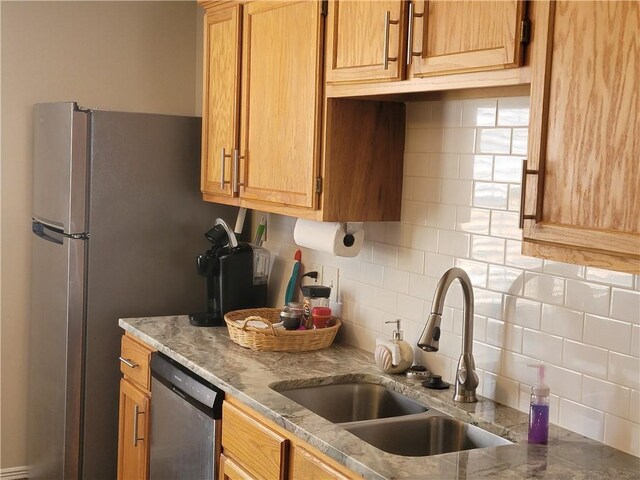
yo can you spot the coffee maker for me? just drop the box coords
[189,219,269,327]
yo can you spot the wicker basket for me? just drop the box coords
[224,308,341,352]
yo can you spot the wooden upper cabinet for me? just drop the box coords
[325,1,406,84]
[522,1,640,273]
[409,0,527,77]
[201,5,242,200]
[238,1,323,209]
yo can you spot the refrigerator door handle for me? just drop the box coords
[32,219,89,244]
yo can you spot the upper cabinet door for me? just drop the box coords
[409,0,526,77]
[523,1,640,273]
[326,1,406,84]
[201,6,242,199]
[238,1,323,209]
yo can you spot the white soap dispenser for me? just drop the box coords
[374,320,414,374]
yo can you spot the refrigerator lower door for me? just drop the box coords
[28,231,86,479]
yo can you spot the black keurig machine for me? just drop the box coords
[189,219,270,326]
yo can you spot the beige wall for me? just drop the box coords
[0,1,199,469]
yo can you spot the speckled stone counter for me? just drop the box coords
[119,315,640,480]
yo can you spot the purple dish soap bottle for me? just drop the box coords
[528,363,550,444]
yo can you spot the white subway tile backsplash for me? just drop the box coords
[540,304,584,342]
[503,296,542,329]
[455,259,488,288]
[505,240,544,270]
[443,128,476,154]
[610,289,640,325]
[263,98,640,457]
[488,265,524,294]
[437,230,470,258]
[584,314,632,355]
[563,340,608,379]
[490,210,521,240]
[497,97,530,127]
[462,98,497,127]
[604,415,640,457]
[586,267,634,288]
[565,280,611,316]
[413,177,441,203]
[471,235,505,264]
[493,156,523,183]
[582,376,630,418]
[442,179,473,205]
[456,207,491,235]
[559,399,605,441]
[476,128,512,154]
[397,247,424,274]
[428,153,459,179]
[510,128,528,155]
[522,329,563,365]
[412,128,444,153]
[524,272,565,305]
[608,352,640,390]
[473,182,509,209]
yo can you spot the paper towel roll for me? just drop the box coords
[293,219,364,257]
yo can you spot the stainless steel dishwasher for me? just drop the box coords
[149,352,224,479]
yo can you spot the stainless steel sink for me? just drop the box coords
[344,415,512,457]
[274,382,428,423]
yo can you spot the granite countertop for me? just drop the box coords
[119,315,640,480]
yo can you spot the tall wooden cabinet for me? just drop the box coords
[200,0,406,222]
[522,1,640,273]
[325,0,527,85]
[117,334,154,480]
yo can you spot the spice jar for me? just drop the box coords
[279,308,301,330]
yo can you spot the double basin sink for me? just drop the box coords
[270,378,511,457]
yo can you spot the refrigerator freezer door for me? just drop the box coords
[33,102,88,234]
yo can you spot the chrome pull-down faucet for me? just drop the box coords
[418,267,478,403]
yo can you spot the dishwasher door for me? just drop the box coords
[149,353,223,480]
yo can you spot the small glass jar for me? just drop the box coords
[280,308,301,330]
[312,306,332,329]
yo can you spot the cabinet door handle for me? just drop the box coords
[407,1,424,65]
[220,148,232,190]
[383,11,399,70]
[232,149,245,195]
[119,356,138,369]
[133,404,144,447]
[519,159,540,228]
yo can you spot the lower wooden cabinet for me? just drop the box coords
[221,397,359,480]
[117,379,150,480]
[117,333,154,480]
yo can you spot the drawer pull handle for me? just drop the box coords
[232,149,245,194]
[519,159,540,228]
[133,404,144,447]
[119,356,138,369]
[383,11,399,70]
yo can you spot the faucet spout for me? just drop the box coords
[418,267,478,403]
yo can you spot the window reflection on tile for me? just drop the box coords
[508,184,521,211]
[490,210,521,240]
[585,267,634,288]
[462,98,497,127]
[543,260,585,279]
[565,279,611,316]
[473,182,509,209]
[523,272,565,305]
[455,258,488,288]
[443,128,476,154]
[471,154,494,180]
[511,128,528,155]
[494,156,523,182]
[497,97,530,127]
[504,295,542,329]
[437,230,470,258]
[457,207,491,235]
[488,265,524,294]
[505,240,543,270]
[474,288,504,320]
[471,235,505,264]
[476,128,511,154]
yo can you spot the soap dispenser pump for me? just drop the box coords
[374,320,413,374]
[528,363,550,444]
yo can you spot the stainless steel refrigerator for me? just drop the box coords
[28,102,236,479]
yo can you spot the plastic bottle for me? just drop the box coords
[527,363,550,444]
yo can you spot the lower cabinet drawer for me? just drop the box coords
[221,401,288,480]
[119,334,153,392]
